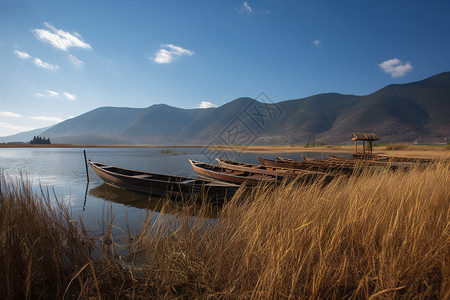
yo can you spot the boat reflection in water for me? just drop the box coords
[89,183,167,211]
[89,183,224,218]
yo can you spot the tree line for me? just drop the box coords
[30,136,51,144]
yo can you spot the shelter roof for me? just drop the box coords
[351,133,380,141]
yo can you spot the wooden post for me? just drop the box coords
[83,150,90,182]
[363,141,366,154]
[369,141,373,154]
[355,140,357,153]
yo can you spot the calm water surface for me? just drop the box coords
[0,147,345,232]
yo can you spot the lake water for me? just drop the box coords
[0,147,345,233]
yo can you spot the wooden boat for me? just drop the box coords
[259,157,355,175]
[189,159,279,185]
[216,158,335,184]
[89,161,239,200]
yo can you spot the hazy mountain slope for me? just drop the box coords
[267,94,360,141]
[0,126,52,143]
[51,134,132,145]
[181,98,259,143]
[119,104,207,139]
[322,72,450,142]
[41,107,142,137]
[6,72,447,145]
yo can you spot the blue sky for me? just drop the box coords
[1,0,450,137]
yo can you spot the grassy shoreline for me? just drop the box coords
[0,144,206,148]
[1,163,449,298]
[1,143,449,159]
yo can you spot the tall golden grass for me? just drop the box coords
[0,172,96,298]
[385,143,410,150]
[1,163,449,298]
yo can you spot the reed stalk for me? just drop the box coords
[1,163,449,298]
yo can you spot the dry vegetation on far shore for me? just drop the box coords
[211,144,450,159]
[1,163,449,298]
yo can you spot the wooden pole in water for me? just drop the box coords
[83,150,90,182]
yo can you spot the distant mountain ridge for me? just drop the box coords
[2,72,449,145]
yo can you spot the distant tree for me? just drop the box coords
[30,136,51,144]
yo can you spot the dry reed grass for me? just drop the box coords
[0,172,96,298]
[1,163,449,298]
[385,143,410,151]
[135,163,449,298]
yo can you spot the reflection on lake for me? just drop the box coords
[90,183,224,220]
[89,183,167,211]
[0,147,348,232]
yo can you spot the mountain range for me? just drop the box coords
[2,72,449,145]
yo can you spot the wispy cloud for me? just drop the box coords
[239,2,253,14]
[313,39,321,47]
[33,22,91,52]
[197,101,218,109]
[31,116,64,123]
[33,57,59,70]
[63,92,76,100]
[378,58,413,77]
[0,122,34,132]
[35,90,77,100]
[152,44,194,64]
[35,90,59,98]
[14,49,59,70]
[14,50,31,59]
[68,54,84,67]
[1,111,22,118]
[47,90,59,97]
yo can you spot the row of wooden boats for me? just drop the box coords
[89,155,340,201]
[89,153,429,201]
[89,161,240,201]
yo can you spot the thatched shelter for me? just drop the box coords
[351,133,379,154]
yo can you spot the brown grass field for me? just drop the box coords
[211,144,450,160]
[1,158,449,298]
[1,143,449,160]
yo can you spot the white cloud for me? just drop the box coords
[378,58,413,77]
[154,49,173,64]
[68,54,84,66]
[14,50,31,59]
[152,44,194,64]
[313,39,321,47]
[13,50,58,71]
[31,116,64,123]
[35,90,59,98]
[240,2,253,14]
[47,90,59,97]
[34,90,77,100]
[1,111,22,118]
[0,122,34,132]
[33,22,91,52]
[63,92,76,100]
[33,57,59,70]
[197,101,218,109]
[164,44,194,56]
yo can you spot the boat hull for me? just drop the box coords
[258,157,356,175]
[216,158,334,184]
[189,159,277,185]
[89,161,239,201]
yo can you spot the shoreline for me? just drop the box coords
[209,145,450,159]
[0,144,207,149]
[1,144,448,159]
